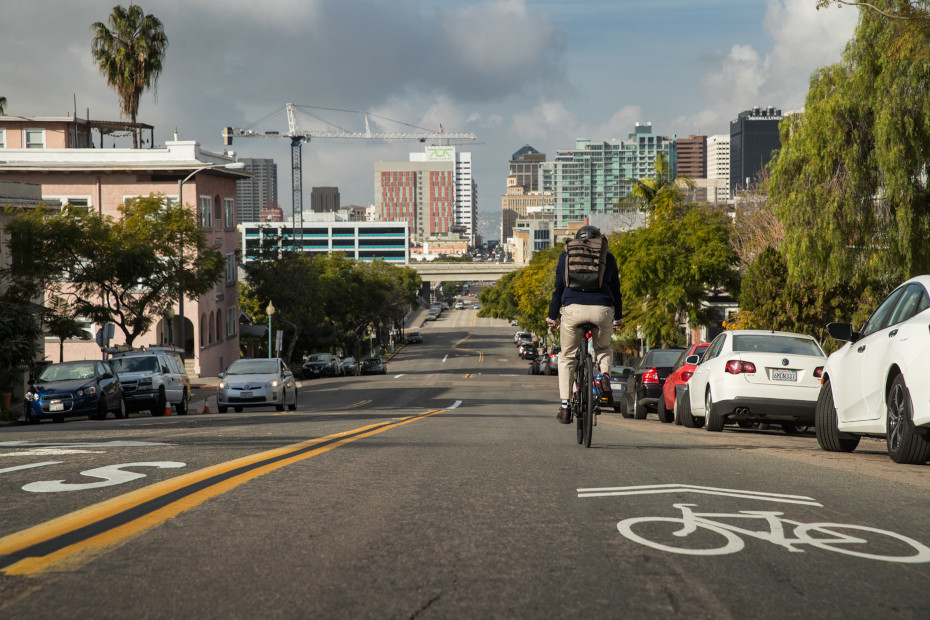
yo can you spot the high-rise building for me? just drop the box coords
[706,134,731,203]
[676,135,706,179]
[730,106,783,197]
[539,123,676,226]
[374,146,476,244]
[235,158,277,224]
[508,145,546,191]
[311,186,340,213]
[501,145,551,241]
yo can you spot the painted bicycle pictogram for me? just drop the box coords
[616,502,930,563]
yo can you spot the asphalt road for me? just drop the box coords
[1,306,929,619]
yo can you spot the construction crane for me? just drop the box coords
[223,103,477,236]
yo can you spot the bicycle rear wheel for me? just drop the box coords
[583,355,595,447]
[573,363,584,444]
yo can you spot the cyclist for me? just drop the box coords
[545,225,622,424]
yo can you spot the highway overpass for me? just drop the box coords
[410,261,521,283]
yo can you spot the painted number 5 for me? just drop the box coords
[22,462,186,493]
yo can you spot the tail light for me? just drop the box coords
[814,366,824,378]
[680,371,693,382]
[643,368,660,384]
[725,360,756,374]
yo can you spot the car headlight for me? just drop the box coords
[77,386,97,397]
[25,391,39,401]
[271,379,280,388]
[219,381,228,389]
[138,377,153,387]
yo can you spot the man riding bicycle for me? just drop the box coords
[545,225,622,424]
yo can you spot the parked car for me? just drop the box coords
[817,276,930,464]
[361,357,387,375]
[681,330,826,433]
[302,353,343,378]
[342,356,360,376]
[108,346,191,416]
[659,343,709,424]
[623,348,685,419]
[454,301,465,310]
[24,360,125,424]
[407,332,423,344]
[217,357,297,413]
[519,343,538,360]
[514,331,531,344]
[426,309,439,321]
[530,351,558,375]
[609,365,634,413]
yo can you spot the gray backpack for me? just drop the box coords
[564,235,608,292]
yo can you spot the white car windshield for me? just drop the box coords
[110,356,159,374]
[227,360,279,375]
[732,335,823,357]
[38,363,97,381]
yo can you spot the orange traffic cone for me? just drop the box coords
[164,402,173,416]
[203,401,211,414]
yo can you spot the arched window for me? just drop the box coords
[213,193,222,223]
[200,314,206,346]
[216,311,224,342]
[208,311,215,343]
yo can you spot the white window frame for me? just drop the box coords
[24,128,46,149]
[226,307,237,338]
[224,198,235,229]
[0,128,6,148]
[199,196,213,229]
[225,253,236,285]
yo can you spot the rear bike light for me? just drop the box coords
[643,368,660,384]
[725,360,756,374]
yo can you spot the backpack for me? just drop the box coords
[564,235,608,292]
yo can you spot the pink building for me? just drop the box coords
[0,115,247,377]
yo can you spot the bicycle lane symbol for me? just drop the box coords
[578,484,930,564]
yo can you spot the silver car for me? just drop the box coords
[217,358,298,413]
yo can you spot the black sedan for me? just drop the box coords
[623,348,684,420]
[361,357,387,375]
[24,360,125,423]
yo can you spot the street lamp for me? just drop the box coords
[266,301,275,358]
[176,161,246,360]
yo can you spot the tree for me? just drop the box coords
[0,298,42,399]
[4,196,223,347]
[769,2,930,293]
[44,296,90,362]
[91,4,168,148]
[617,152,694,214]
[0,97,7,115]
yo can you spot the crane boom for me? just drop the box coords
[223,103,477,238]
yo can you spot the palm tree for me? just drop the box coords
[618,152,694,214]
[0,97,7,115]
[90,4,168,148]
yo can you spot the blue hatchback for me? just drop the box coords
[24,360,125,424]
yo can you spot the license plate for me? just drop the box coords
[772,369,797,382]
[49,401,64,412]
[239,391,252,398]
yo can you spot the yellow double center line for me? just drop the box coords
[0,409,444,576]
[452,335,484,363]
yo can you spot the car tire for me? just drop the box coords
[115,397,128,420]
[218,405,228,413]
[276,389,286,412]
[885,374,930,465]
[633,398,648,420]
[176,389,189,415]
[150,387,167,416]
[619,396,633,419]
[234,406,243,413]
[288,388,297,411]
[678,387,701,429]
[92,398,108,421]
[657,396,673,424]
[815,379,860,453]
[673,392,683,425]
[705,390,725,432]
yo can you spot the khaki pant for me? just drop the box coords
[557,304,613,401]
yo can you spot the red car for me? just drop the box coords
[659,343,709,424]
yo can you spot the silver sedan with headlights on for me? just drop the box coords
[217,358,298,413]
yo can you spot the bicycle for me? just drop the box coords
[616,502,930,563]
[567,322,599,448]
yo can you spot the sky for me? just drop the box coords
[0,0,859,240]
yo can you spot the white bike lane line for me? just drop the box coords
[579,484,930,564]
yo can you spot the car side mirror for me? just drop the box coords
[686,355,700,365]
[217,372,225,379]
[827,322,858,342]
[284,370,293,377]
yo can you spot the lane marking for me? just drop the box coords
[23,462,187,493]
[449,400,462,409]
[393,374,405,379]
[0,441,172,448]
[0,408,445,576]
[577,484,823,506]
[1,448,105,457]
[0,462,63,475]
[442,355,448,363]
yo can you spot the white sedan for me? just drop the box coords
[217,358,298,413]
[681,330,826,433]
[817,276,930,464]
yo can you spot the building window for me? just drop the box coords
[216,312,224,343]
[0,129,5,148]
[224,198,235,229]
[226,307,237,337]
[199,196,213,229]
[225,253,236,285]
[24,129,45,149]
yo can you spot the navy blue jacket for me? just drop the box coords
[547,251,622,321]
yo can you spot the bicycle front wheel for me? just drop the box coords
[583,355,595,447]
[572,364,584,444]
